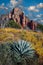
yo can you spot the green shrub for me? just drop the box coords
[6,20,21,29]
[37,24,43,32]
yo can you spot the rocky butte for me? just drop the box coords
[0,7,38,30]
[9,7,38,30]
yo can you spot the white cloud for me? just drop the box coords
[36,15,41,18]
[1,3,5,6]
[10,0,18,7]
[37,3,43,8]
[28,3,43,12]
[0,6,8,10]
[9,0,22,8]
[28,6,39,12]
[36,14,43,18]
[4,7,8,10]
[28,6,35,10]
[40,20,43,22]
[0,3,8,10]
[0,3,4,9]
[33,18,37,21]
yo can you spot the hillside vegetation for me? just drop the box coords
[0,28,43,57]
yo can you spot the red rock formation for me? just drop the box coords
[8,7,37,30]
[30,20,37,30]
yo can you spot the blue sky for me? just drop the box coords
[0,0,43,24]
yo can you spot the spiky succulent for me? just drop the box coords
[0,40,38,65]
[12,40,35,63]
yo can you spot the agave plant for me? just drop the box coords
[0,40,39,65]
[11,40,36,65]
